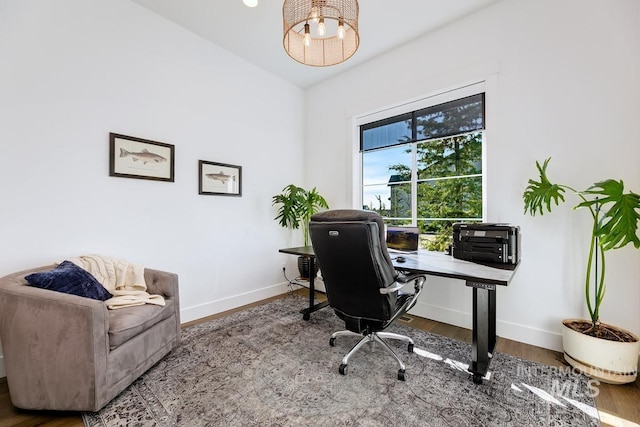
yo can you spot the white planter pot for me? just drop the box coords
[562,318,640,384]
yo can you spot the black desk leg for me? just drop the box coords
[306,257,315,319]
[299,256,329,320]
[469,285,497,384]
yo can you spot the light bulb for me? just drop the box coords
[337,20,345,39]
[242,0,258,7]
[304,23,311,47]
[317,18,326,36]
[310,7,319,23]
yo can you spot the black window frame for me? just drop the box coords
[359,92,486,251]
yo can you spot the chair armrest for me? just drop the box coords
[144,268,179,299]
[144,267,181,338]
[379,282,405,294]
[379,273,426,295]
[381,273,426,325]
[0,269,110,409]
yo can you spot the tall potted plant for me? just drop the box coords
[272,184,329,278]
[523,158,640,383]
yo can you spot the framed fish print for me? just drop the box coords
[199,160,242,196]
[109,133,175,182]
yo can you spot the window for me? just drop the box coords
[360,91,485,251]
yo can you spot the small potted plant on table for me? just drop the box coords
[523,158,640,384]
[272,184,329,279]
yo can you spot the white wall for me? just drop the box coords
[0,0,306,376]
[305,0,640,352]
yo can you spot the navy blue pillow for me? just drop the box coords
[25,261,113,301]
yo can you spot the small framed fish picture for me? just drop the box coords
[109,133,175,182]
[198,160,242,196]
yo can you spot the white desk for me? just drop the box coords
[391,250,519,384]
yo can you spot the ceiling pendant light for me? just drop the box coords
[283,0,360,67]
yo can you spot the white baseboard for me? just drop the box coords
[498,319,563,352]
[409,300,472,330]
[409,300,563,352]
[180,281,293,324]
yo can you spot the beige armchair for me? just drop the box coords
[0,265,180,411]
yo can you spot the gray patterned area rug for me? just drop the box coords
[83,294,600,426]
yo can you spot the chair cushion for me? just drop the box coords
[108,300,175,350]
[24,261,112,301]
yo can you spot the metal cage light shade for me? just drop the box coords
[283,0,359,67]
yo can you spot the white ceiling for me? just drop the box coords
[130,0,499,89]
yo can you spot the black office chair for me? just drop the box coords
[309,209,426,380]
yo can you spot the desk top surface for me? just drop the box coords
[279,246,315,257]
[279,246,518,286]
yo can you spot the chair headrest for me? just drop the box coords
[311,209,385,244]
[311,209,381,223]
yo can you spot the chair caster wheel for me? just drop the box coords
[408,343,414,353]
[398,369,406,381]
[329,337,336,347]
[302,313,310,321]
[339,364,348,375]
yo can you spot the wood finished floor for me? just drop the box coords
[1,290,638,427]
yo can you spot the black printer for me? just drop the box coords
[452,223,520,264]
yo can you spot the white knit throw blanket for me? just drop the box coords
[65,255,165,310]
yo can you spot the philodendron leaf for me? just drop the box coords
[272,184,305,229]
[578,180,640,250]
[523,158,566,216]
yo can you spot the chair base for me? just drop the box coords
[329,330,414,381]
